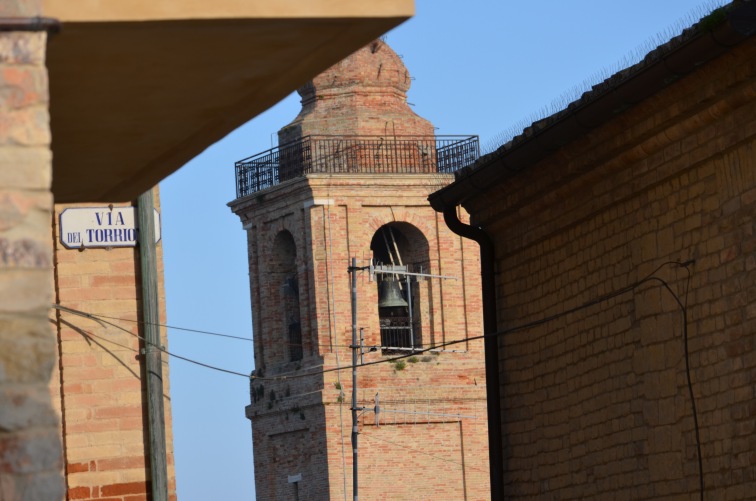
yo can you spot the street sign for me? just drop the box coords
[59,207,161,249]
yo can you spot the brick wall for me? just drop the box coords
[0,1,65,497]
[234,173,490,500]
[466,40,756,499]
[50,191,176,500]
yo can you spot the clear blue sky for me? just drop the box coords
[159,1,727,498]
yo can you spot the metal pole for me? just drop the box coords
[406,274,414,351]
[137,189,168,501]
[350,257,359,501]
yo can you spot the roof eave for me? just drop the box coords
[429,1,756,213]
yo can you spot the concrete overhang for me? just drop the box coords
[44,0,414,202]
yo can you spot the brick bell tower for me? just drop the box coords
[230,39,490,501]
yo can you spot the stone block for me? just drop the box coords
[0,427,62,474]
[0,470,64,501]
[0,384,58,431]
[0,315,54,384]
[0,106,51,146]
[0,32,45,66]
[0,147,52,189]
[0,237,51,268]
[0,269,51,314]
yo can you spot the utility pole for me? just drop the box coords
[137,189,168,501]
[349,257,360,501]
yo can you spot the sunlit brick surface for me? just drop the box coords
[50,192,176,501]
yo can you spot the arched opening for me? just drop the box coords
[370,223,430,352]
[271,230,302,363]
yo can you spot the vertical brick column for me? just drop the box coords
[51,192,177,500]
[0,1,65,498]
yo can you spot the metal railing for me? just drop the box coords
[380,318,421,353]
[234,135,479,198]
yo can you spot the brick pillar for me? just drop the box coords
[50,192,177,501]
[0,1,66,499]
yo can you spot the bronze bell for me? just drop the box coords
[378,277,408,308]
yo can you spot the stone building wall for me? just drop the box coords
[234,173,489,500]
[465,40,756,500]
[0,0,65,497]
[50,193,176,500]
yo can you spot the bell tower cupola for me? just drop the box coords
[279,39,434,144]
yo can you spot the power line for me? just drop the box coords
[53,306,469,351]
[53,304,252,379]
[52,261,690,383]
[250,261,693,382]
[53,259,702,499]
[51,263,702,494]
[55,320,173,369]
[235,260,705,499]
[75,312,254,342]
